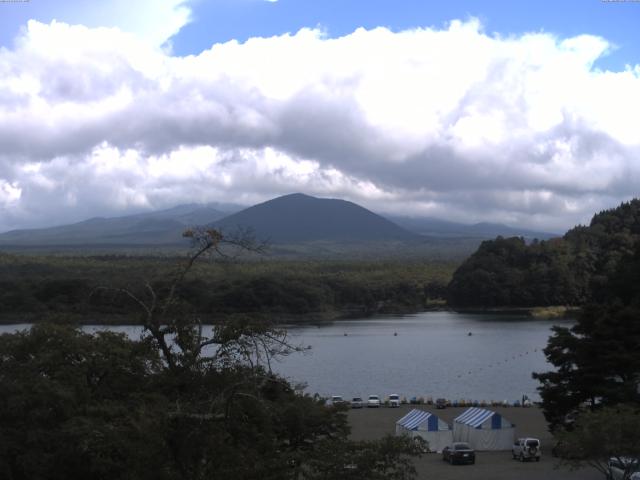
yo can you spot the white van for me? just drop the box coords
[388,394,400,407]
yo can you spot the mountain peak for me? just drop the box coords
[214,193,416,243]
[278,192,312,199]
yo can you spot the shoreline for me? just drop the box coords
[0,304,579,326]
[449,305,580,319]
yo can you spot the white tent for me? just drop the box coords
[395,409,453,453]
[453,407,515,451]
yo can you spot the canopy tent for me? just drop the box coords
[453,407,515,451]
[395,409,453,453]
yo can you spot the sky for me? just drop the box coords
[0,0,639,234]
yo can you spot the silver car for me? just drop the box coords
[367,394,381,407]
[608,457,640,480]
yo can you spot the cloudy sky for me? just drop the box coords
[0,0,639,234]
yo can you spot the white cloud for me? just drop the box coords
[23,0,191,48]
[0,19,639,233]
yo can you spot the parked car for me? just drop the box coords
[388,394,400,407]
[367,395,381,408]
[436,398,447,409]
[442,442,475,465]
[608,457,640,480]
[512,438,541,462]
[351,397,364,409]
[330,395,345,406]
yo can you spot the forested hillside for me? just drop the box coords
[447,199,640,307]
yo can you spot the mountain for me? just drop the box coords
[213,193,418,243]
[0,193,555,258]
[389,215,557,240]
[0,204,230,247]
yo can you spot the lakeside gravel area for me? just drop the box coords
[348,405,601,480]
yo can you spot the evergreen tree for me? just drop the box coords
[554,405,640,480]
[533,242,640,431]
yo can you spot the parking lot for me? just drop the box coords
[347,405,602,480]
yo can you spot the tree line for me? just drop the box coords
[0,255,452,324]
[447,199,640,307]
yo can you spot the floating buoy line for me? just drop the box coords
[454,346,543,379]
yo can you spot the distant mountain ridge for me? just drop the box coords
[213,193,417,242]
[388,215,557,240]
[0,193,556,252]
[0,204,231,246]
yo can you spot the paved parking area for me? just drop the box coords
[347,405,601,480]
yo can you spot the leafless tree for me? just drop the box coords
[98,227,304,374]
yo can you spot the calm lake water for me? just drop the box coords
[0,311,569,402]
[275,312,569,403]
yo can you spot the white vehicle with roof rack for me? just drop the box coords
[512,438,541,462]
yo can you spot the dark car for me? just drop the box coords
[435,398,447,409]
[442,442,476,465]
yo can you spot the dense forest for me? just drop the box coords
[447,199,640,307]
[0,231,425,480]
[0,254,453,324]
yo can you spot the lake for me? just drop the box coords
[0,311,568,403]
[275,311,567,403]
